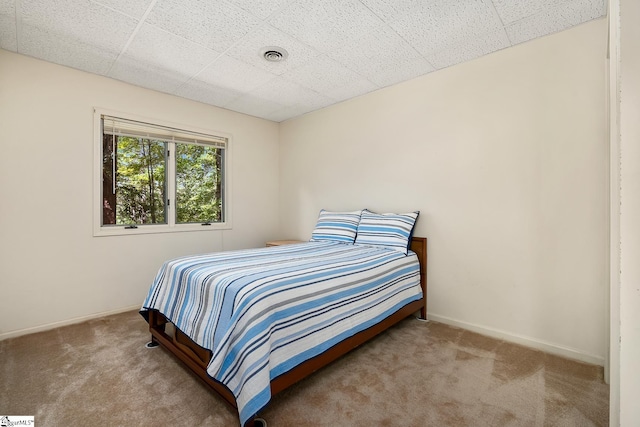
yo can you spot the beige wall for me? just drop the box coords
[0,50,280,338]
[0,18,613,367]
[279,19,608,363]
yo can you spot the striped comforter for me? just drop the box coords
[141,241,422,425]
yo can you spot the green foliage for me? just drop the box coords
[114,137,166,225]
[102,136,222,226]
[176,144,222,223]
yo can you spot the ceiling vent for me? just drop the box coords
[261,46,288,62]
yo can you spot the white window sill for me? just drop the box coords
[93,222,232,237]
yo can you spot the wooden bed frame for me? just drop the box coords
[146,237,427,427]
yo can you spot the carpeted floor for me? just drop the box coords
[0,311,608,426]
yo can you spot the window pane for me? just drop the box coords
[102,136,167,225]
[175,143,222,224]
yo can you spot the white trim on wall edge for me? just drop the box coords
[0,305,141,341]
[427,313,605,366]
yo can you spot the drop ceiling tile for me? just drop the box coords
[226,95,285,120]
[90,0,153,19]
[0,11,17,51]
[224,75,336,120]
[20,0,137,53]
[506,0,605,45]
[491,0,564,25]
[281,54,367,95]
[261,106,306,122]
[226,0,293,20]
[323,78,380,103]
[146,0,261,53]
[359,0,421,23]
[269,0,383,53]
[505,3,572,45]
[19,23,119,74]
[266,102,325,122]
[426,28,511,69]
[367,57,434,88]
[194,55,279,94]
[0,0,14,15]
[559,0,606,25]
[11,0,608,122]
[116,23,220,79]
[247,76,336,110]
[108,55,192,93]
[290,102,330,117]
[174,79,243,108]
[225,23,321,75]
[327,24,434,84]
[389,0,504,57]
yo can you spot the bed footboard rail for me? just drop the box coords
[147,310,237,409]
[409,237,427,320]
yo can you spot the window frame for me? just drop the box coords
[93,108,232,237]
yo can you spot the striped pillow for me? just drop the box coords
[355,210,420,255]
[310,210,362,244]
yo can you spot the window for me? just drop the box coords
[94,110,231,236]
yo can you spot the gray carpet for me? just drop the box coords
[0,311,608,426]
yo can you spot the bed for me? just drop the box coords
[141,210,426,427]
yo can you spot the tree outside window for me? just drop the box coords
[99,114,226,230]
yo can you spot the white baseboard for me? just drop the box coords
[0,305,141,341]
[427,313,605,366]
[1,307,605,367]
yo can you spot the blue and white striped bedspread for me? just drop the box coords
[141,241,422,425]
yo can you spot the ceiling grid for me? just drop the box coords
[0,0,606,122]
